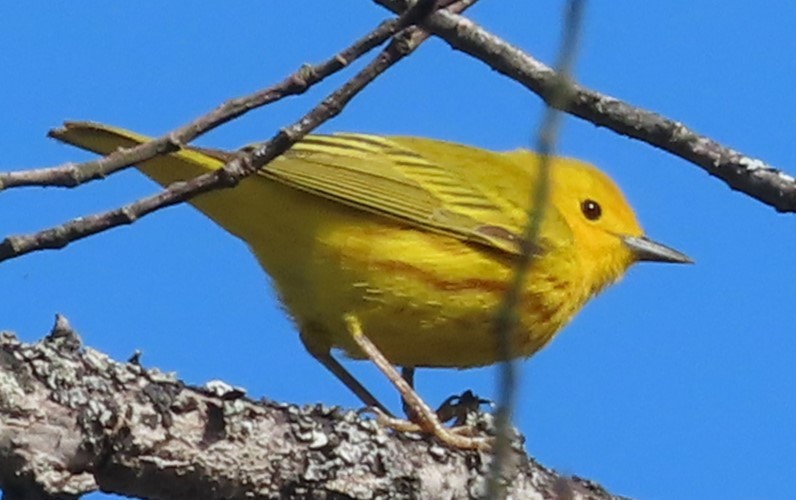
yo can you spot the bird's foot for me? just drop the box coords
[436,390,493,427]
[344,314,491,451]
[371,407,492,450]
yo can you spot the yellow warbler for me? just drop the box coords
[50,122,690,415]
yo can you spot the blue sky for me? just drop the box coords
[2,2,796,498]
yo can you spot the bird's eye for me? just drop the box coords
[581,199,602,221]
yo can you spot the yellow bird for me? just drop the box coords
[51,122,690,446]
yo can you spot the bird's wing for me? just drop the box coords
[262,133,571,255]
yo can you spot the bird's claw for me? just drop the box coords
[369,407,492,451]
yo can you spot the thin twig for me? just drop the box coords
[374,0,796,213]
[488,1,586,497]
[0,11,408,190]
[0,0,477,263]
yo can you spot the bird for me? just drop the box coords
[50,121,691,449]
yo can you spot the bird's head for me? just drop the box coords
[548,158,691,295]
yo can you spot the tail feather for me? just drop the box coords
[48,121,227,188]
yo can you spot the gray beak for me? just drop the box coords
[622,235,693,264]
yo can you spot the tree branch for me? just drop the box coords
[374,0,796,213]
[0,0,476,265]
[0,316,626,499]
[1,22,387,192]
[0,0,458,192]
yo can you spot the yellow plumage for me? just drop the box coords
[50,122,689,390]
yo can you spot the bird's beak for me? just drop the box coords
[622,235,693,264]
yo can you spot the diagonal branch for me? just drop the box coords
[374,0,796,213]
[0,0,475,264]
[0,8,409,191]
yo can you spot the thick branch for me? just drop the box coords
[0,316,625,499]
[375,0,796,212]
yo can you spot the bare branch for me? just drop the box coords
[0,316,627,499]
[374,0,796,213]
[0,1,476,264]
[0,7,410,191]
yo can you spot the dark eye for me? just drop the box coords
[581,199,602,221]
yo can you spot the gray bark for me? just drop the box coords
[0,315,625,499]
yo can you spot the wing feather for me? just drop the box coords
[262,133,569,255]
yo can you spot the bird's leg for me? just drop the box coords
[400,366,416,419]
[300,328,392,417]
[344,314,491,451]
